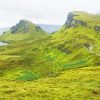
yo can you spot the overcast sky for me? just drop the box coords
[0,0,100,28]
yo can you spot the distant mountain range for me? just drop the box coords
[38,24,61,33]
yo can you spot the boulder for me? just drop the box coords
[94,25,100,32]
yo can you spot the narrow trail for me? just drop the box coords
[89,45,100,56]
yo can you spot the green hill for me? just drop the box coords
[0,11,100,99]
[0,19,48,42]
[51,11,100,65]
[0,11,100,79]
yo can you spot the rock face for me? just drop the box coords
[10,19,45,34]
[65,12,87,28]
[72,20,87,27]
[64,12,74,27]
[94,25,100,32]
[11,20,30,34]
[64,12,100,33]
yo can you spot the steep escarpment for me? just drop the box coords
[51,11,100,66]
[64,12,87,27]
[64,11,100,32]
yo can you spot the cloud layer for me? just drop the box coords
[0,0,100,27]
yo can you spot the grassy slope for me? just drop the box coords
[73,11,100,26]
[0,11,100,99]
[51,11,100,66]
[0,12,100,79]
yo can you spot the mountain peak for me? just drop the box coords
[10,19,35,34]
[19,19,34,25]
[64,11,100,31]
[10,19,46,34]
[0,19,48,42]
[64,11,88,28]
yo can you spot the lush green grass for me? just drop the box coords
[16,71,40,81]
[0,66,100,99]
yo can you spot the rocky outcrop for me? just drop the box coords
[64,12,87,28]
[94,25,100,32]
[10,20,30,34]
[10,19,48,34]
[64,12,74,27]
[64,12,100,33]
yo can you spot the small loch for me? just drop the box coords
[0,42,7,46]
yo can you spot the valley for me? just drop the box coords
[0,11,100,99]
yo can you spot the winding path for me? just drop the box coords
[89,45,100,56]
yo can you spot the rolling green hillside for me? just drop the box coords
[0,11,100,99]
